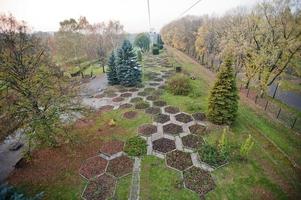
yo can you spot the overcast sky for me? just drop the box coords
[0,0,260,33]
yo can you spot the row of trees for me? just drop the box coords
[161,0,301,96]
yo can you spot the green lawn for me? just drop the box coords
[140,156,199,200]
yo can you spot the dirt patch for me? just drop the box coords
[144,88,156,93]
[94,94,106,98]
[152,138,176,153]
[106,92,118,98]
[163,123,183,135]
[175,113,193,123]
[153,114,170,123]
[183,166,215,196]
[138,124,157,136]
[82,173,116,200]
[145,107,161,115]
[74,118,95,128]
[123,111,138,119]
[153,78,163,82]
[99,140,124,156]
[112,97,124,102]
[79,156,108,179]
[189,124,206,135]
[128,88,139,92]
[166,150,193,171]
[164,106,180,114]
[252,186,276,200]
[192,112,206,121]
[119,103,133,109]
[149,82,160,86]
[118,88,128,93]
[135,101,150,109]
[120,93,132,98]
[106,156,133,177]
[182,134,204,149]
[137,91,148,97]
[130,97,143,103]
[146,95,158,101]
[153,100,167,107]
[98,105,114,113]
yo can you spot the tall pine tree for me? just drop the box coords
[207,56,238,125]
[116,40,142,87]
[107,51,119,85]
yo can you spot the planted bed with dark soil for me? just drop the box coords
[189,124,206,135]
[119,103,133,109]
[153,113,170,123]
[182,134,204,149]
[112,97,124,102]
[163,123,183,135]
[98,105,114,112]
[144,88,156,93]
[138,124,157,136]
[164,106,180,114]
[99,140,124,156]
[145,107,161,115]
[128,88,139,92]
[130,97,143,103]
[152,138,176,153]
[137,91,148,97]
[192,112,206,121]
[166,150,193,171]
[146,95,158,101]
[183,166,216,196]
[82,173,116,200]
[135,101,150,109]
[153,100,167,107]
[175,113,193,123]
[79,156,108,179]
[106,155,133,177]
[123,111,138,119]
[120,93,132,98]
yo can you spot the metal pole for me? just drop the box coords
[255,95,258,104]
[276,108,281,119]
[291,117,297,129]
[247,88,250,97]
[264,100,269,110]
[272,82,279,99]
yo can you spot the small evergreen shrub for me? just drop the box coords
[124,136,147,156]
[166,74,191,95]
[137,49,142,62]
[107,52,119,85]
[152,47,159,55]
[0,184,43,200]
[239,134,254,160]
[198,143,229,168]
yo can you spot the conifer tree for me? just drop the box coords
[116,40,142,87]
[207,56,238,125]
[107,51,119,85]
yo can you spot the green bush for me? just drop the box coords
[239,134,254,160]
[152,47,159,55]
[137,49,142,62]
[124,136,147,156]
[198,143,229,168]
[166,74,191,95]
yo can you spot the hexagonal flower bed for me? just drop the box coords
[153,100,167,107]
[106,155,133,178]
[120,92,132,98]
[175,113,193,123]
[164,106,180,114]
[153,114,170,123]
[145,107,161,115]
[82,173,116,200]
[119,103,133,109]
[144,88,156,93]
[135,101,150,109]
[128,88,139,92]
[138,124,157,136]
[166,150,193,171]
[112,97,124,102]
[124,136,147,156]
[192,112,206,121]
[130,97,143,103]
[183,166,215,196]
[182,134,204,149]
[98,105,114,112]
[123,111,138,119]
[99,140,124,156]
[146,95,158,101]
[163,123,183,135]
[149,82,160,86]
[189,124,206,135]
[79,156,108,179]
[106,92,118,98]
[152,138,176,153]
[137,91,148,97]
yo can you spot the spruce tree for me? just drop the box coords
[116,40,142,87]
[207,56,238,125]
[107,51,119,85]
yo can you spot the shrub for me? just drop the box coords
[0,184,43,200]
[198,143,229,168]
[207,55,238,125]
[239,134,254,160]
[166,74,191,95]
[152,47,159,55]
[137,49,142,62]
[124,136,147,156]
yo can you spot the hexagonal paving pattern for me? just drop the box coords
[153,100,167,107]
[99,140,124,156]
[153,114,170,123]
[192,112,206,121]
[106,155,133,178]
[119,103,133,109]
[138,124,157,136]
[183,166,216,196]
[146,95,158,101]
[145,107,161,115]
[130,97,143,103]
[137,91,148,97]
[112,97,124,102]
[82,173,116,200]
[135,101,150,109]
[123,111,138,119]
[182,134,204,149]
[152,138,176,153]
[120,92,132,98]
[79,156,108,179]
[175,113,193,123]
[166,150,193,171]
[189,124,206,135]
[164,106,180,114]
[163,123,183,135]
